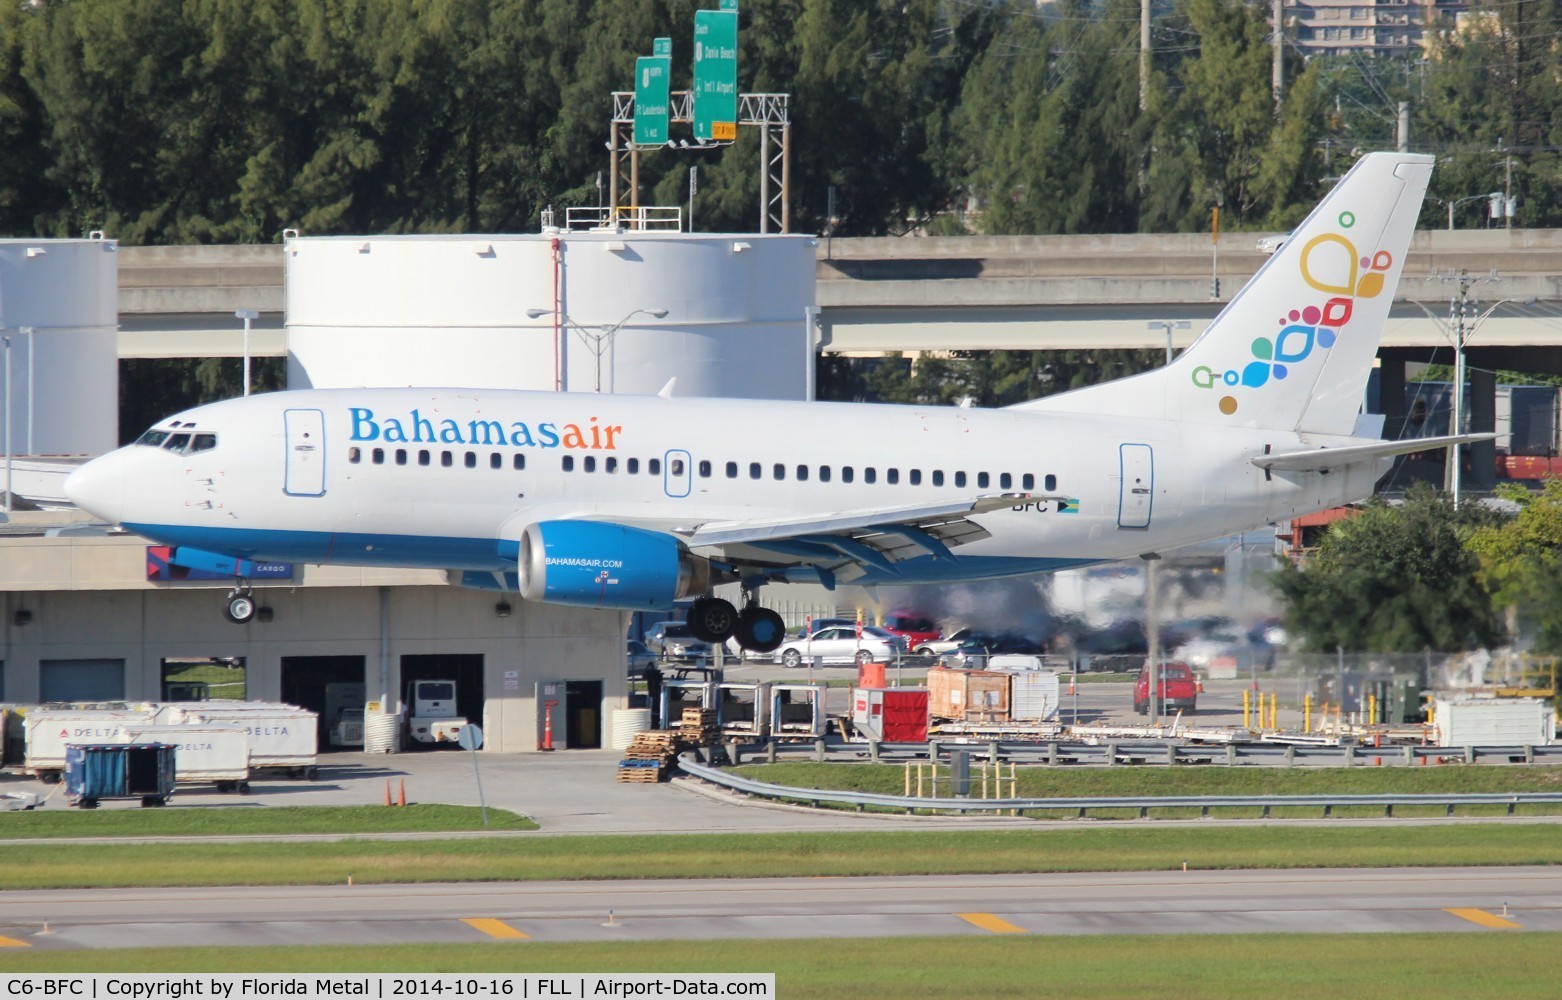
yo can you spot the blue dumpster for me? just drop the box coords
[64,744,176,808]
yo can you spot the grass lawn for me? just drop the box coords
[0,934,1558,998]
[5,823,1562,889]
[0,805,534,838]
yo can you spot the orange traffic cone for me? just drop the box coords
[397,779,407,807]
[384,780,393,806]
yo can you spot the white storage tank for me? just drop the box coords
[285,231,817,400]
[0,237,118,457]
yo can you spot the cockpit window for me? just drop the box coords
[136,429,171,448]
[187,433,217,454]
[163,433,191,452]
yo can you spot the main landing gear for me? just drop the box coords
[687,594,785,654]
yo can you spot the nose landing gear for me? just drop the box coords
[223,585,257,624]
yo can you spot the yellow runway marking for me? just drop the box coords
[956,912,1028,934]
[1445,908,1524,930]
[0,935,32,948]
[461,917,529,940]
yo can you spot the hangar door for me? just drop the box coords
[400,654,485,740]
[40,659,125,703]
[282,655,366,752]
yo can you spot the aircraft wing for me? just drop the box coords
[676,493,1064,580]
[1253,433,1497,473]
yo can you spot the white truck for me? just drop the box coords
[407,680,473,747]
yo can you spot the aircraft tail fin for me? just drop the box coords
[1014,152,1434,435]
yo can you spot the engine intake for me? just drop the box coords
[517,521,710,610]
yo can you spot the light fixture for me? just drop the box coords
[13,610,32,626]
[495,602,513,618]
[525,308,551,319]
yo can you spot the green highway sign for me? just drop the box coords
[634,47,671,146]
[653,36,671,57]
[693,7,738,142]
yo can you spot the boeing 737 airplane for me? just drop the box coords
[65,152,1478,653]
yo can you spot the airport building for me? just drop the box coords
[0,228,817,753]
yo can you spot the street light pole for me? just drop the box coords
[235,309,258,397]
[526,307,668,392]
[1147,320,1191,364]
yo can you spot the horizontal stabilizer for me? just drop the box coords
[1253,433,1497,473]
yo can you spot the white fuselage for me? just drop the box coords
[65,387,1381,590]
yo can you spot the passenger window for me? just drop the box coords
[464,451,477,469]
[1000,472,1013,490]
[978,472,990,488]
[489,453,502,470]
[954,471,967,488]
[1044,473,1056,491]
[650,458,662,475]
[910,469,922,486]
[1022,473,1036,490]
[372,448,385,465]
[698,460,711,478]
[188,433,217,454]
[819,465,832,483]
[562,455,574,472]
[513,454,526,471]
[584,456,596,473]
[670,458,684,476]
[749,462,762,480]
[349,447,361,464]
[606,457,618,473]
[441,451,453,468]
[419,450,431,467]
[628,458,640,474]
[396,449,408,466]
[796,464,809,481]
[864,468,876,484]
[932,470,944,487]
[726,461,738,479]
[841,466,854,484]
[887,468,899,485]
[773,463,786,480]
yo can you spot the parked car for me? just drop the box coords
[938,632,1046,669]
[879,613,941,651]
[1171,632,1248,672]
[1255,234,1288,255]
[1133,662,1198,714]
[643,621,712,663]
[626,639,658,678]
[914,626,974,661]
[773,625,905,668]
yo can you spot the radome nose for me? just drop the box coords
[64,453,127,523]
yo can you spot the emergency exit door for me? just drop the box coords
[1117,443,1154,529]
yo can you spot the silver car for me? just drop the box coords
[773,625,905,668]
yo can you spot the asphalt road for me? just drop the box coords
[1,868,1552,950]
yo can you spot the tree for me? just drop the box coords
[1466,479,1562,650]
[1272,485,1502,653]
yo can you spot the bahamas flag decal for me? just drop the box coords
[1058,498,1080,514]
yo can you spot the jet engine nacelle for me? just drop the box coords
[518,520,711,611]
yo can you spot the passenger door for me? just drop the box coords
[284,408,327,497]
[1117,443,1153,529]
[664,449,692,498]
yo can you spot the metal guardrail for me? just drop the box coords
[678,754,1562,818]
[741,738,1562,768]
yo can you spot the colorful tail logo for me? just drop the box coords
[1191,210,1394,417]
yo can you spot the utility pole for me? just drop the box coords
[1272,0,1284,109]
[1140,0,1151,111]
[1397,102,1410,153]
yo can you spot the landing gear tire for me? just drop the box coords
[734,606,786,654]
[781,648,803,669]
[223,591,257,624]
[687,596,738,643]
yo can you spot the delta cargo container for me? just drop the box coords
[23,708,157,782]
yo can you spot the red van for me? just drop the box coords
[1134,662,1198,714]
[880,613,942,652]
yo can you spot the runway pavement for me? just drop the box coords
[1,867,1553,950]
